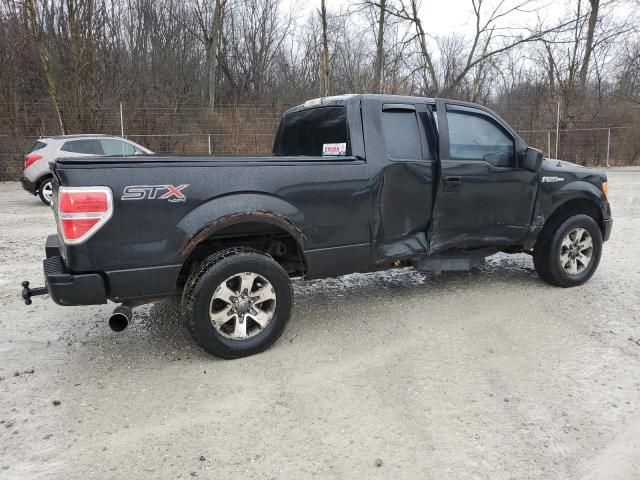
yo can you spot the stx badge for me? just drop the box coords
[122,184,189,202]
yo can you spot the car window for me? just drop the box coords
[60,139,104,155]
[273,106,350,157]
[382,109,424,160]
[28,141,47,153]
[447,110,515,167]
[100,139,137,156]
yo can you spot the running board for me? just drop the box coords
[415,256,484,275]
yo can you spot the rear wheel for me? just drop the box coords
[181,247,293,358]
[37,178,53,205]
[533,214,603,287]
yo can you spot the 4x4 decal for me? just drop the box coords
[121,184,189,202]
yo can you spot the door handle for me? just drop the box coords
[444,176,462,188]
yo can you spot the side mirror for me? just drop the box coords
[522,147,543,172]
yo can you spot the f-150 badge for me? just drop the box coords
[541,176,565,183]
[122,184,189,202]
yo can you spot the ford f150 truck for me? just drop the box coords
[22,94,612,358]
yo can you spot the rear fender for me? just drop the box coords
[177,193,306,260]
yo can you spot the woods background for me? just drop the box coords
[1,0,639,180]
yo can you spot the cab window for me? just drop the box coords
[447,110,515,167]
[382,109,424,160]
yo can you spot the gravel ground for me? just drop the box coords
[1,169,639,480]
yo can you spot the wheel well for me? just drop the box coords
[178,221,306,287]
[36,174,52,192]
[546,198,604,236]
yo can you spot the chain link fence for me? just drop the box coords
[0,136,36,181]
[125,132,275,156]
[518,127,637,167]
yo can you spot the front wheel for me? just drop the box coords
[533,214,603,287]
[181,247,293,359]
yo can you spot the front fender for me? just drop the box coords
[176,192,306,259]
[549,180,610,219]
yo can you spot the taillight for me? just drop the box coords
[25,154,42,168]
[57,187,113,244]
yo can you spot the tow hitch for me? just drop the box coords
[21,281,48,305]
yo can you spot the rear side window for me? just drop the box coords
[273,106,349,156]
[100,139,137,156]
[60,139,104,155]
[447,110,515,167]
[382,110,423,160]
[28,141,47,153]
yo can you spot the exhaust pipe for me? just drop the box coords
[109,305,132,332]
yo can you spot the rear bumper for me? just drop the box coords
[602,218,613,242]
[44,236,107,305]
[44,255,108,306]
[20,176,36,195]
[42,235,179,305]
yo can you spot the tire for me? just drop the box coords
[533,214,603,288]
[181,247,293,359]
[37,178,53,205]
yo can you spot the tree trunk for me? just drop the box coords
[25,0,65,134]
[579,0,599,90]
[320,0,330,97]
[372,0,386,93]
[469,28,493,102]
[546,43,556,91]
[209,0,224,112]
[410,0,438,93]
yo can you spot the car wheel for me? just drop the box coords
[38,178,53,205]
[533,214,603,287]
[181,247,293,359]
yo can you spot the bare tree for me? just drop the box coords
[1,0,640,167]
[372,0,387,92]
[221,0,293,99]
[579,0,599,89]
[23,0,65,133]
[193,0,227,111]
[383,0,586,97]
[319,0,330,96]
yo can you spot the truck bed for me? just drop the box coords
[52,153,373,299]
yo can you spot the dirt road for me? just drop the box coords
[1,169,639,479]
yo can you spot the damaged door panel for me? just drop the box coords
[366,101,437,264]
[428,102,539,254]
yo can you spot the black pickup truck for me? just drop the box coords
[23,94,612,358]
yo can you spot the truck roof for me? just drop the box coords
[285,94,440,116]
[284,93,523,144]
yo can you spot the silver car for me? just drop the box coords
[21,134,153,205]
